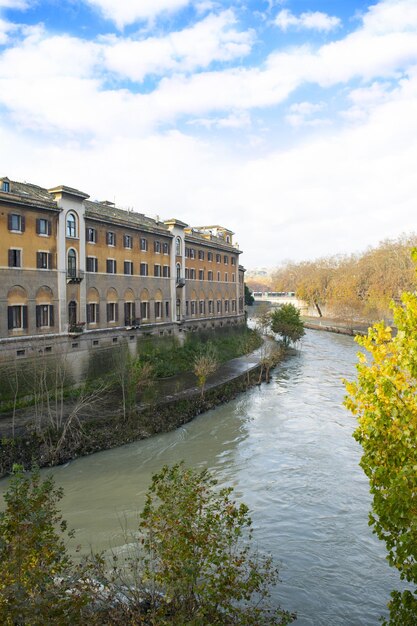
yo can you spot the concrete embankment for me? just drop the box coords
[0,341,284,477]
[302,316,371,337]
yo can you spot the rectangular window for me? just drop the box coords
[224,255,228,264]
[189,248,195,259]
[165,301,169,318]
[199,269,204,280]
[163,265,170,278]
[231,257,236,266]
[106,302,118,323]
[36,304,54,328]
[8,305,28,330]
[154,240,161,253]
[217,300,222,314]
[8,249,21,268]
[225,300,229,313]
[2,180,10,192]
[185,300,189,316]
[216,253,221,263]
[123,234,132,248]
[190,269,196,280]
[199,300,205,315]
[185,247,189,258]
[140,301,149,320]
[140,263,148,276]
[208,300,213,314]
[107,231,116,246]
[8,213,24,232]
[191,301,196,315]
[106,259,117,274]
[140,237,148,251]
[208,271,213,281]
[86,257,98,272]
[86,303,99,324]
[217,271,220,281]
[154,264,161,277]
[208,251,213,262]
[37,251,52,270]
[124,302,136,325]
[232,299,236,312]
[86,227,97,243]
[36,218,51,236]
[185,268,189,279]
[124,261,134,275]
[155,301,162,319]
[198,250,205,261]
[163,242,169,255]
[232,273,236,282]
[225,273,228,282]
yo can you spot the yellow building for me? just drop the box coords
[0,177,245,361]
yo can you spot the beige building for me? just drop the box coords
[0,177,245,361]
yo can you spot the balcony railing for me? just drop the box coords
[68,322,85,334]
[176,277,186,288]
[67,270,84,284]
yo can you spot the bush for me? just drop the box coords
[270,304,305,347]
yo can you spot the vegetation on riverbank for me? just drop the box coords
[0,464,295,625]
[344,253,417,623]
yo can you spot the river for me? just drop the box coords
[0,329,407,624]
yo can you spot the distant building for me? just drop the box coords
[0,177,245,361]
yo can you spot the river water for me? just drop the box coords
[0,329,406,624]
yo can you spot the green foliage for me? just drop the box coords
[0,465,94,624]
[344,267,417,621]
[138,462,295,625]
[270,304,305,347]
[245,284,255,306]
[193,343,219,397]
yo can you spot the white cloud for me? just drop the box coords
[84,0,191,28]
[285,101,325,127]
[103,10,254,82]
[362,0,417,35]
[275,9,341,32]
[0,0,29,8]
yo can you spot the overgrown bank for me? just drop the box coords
[0,327,285,477]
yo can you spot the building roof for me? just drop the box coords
[84,200,172,236]
[0,178,58,210]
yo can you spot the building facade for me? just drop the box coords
[0,177,245,362]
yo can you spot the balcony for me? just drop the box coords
[176,277,186,288]
[68,322,85,335]
[67,270,84,284]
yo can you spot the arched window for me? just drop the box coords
[67,249,77,278]
[66,212,77,238]
[176,298,181,321]
[176,237,181,256]
[176,263,181,281]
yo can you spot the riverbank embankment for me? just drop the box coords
[302,315,372,336]
[0,340,284,477]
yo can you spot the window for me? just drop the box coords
[165,301,170,318]
[208,300,213,314]
[198,250,205,261]
[86,227,97,243]
[231,257,236,266]
[8,249,21,268]
[190,268,196,280]
[154,240,161,253]
[176,263,181,281]
[163,265,170,278]
[106,259,117,274]
[225,300,229,313]
[185,268,189,279]
[140,301,149,320]
[189,248,195,259]
[224,255,228,264]
[217,271,220,281]
[124,261,133,275]
[107,231,116,246]
[140,263,148,276]
[36,304,54,328]
[199,300,205,315]
[107,302,118,323]
[37,251,52,270]
[185,247,189,258]
[199,270,204,281]
[208,271,213,281]
[208,252,213,262]
[86,303,99,324]
[232,273,236,282]
[155,301,162,319]
[86,257,98,272]
[140,237,148,251]
[36,218,51,236]
[191,301,196,316]
[154,264,162,277]
[67,249,77,278]
[8,305,28,330]
[66,213,77,238]
[232,299,236,312]
[185,301,189,316]
[216,253,221,263]
[225,273,228,282]
[176,237,181,255]
[8,213,24,232]
[2,180,10,192]
[163,242,170,255]
[123,234,132,248]
[217,300,222,314]
[176,298,181,321]
[124,302,136,325]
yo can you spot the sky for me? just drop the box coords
[1,0,416,269]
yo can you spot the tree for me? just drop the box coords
[0,466,94,624]
[193,343,218,398]
[344,261,417,623]
[245,284,255,306]
[270,304,305,347]
[138,462,295,625]
[255,303,272,335]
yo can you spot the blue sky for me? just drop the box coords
[1,0,417,267]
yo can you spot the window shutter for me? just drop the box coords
[7,214,12,230]
[37,252,41,269]
[36,305,41,328]
[114,260,117,274]
[47,220,52,236]
[48,253,53,269]
[106,259,111,273]
[36,219,40,234]
[115,303,119,322]
[107,303,111,322]
[86,304,91,324]
[7,307,13,330]
[22,306,28,329]
[8,249,13,267]
[96,303,100,323]
[124,302,129,324]
[49,305,54,327]
[21,216,25,232]
[132,303,136,321]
